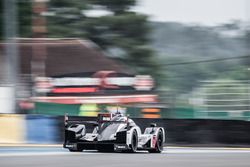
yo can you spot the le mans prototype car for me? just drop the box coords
[63,112,165,153]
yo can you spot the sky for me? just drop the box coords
[133,0,249,26]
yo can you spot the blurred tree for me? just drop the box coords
[90,0,136,15]
[18,0,32,38]
[46,0,88,37]
[45,0,160,81]
[0,0,160,82]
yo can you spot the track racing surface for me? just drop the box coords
[0,145,250,167]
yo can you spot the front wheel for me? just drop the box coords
[129,130,138,153]
[148,129,164,153]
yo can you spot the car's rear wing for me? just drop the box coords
[64,113,128,126]
[97,113,129,124]
[64,113,97,126]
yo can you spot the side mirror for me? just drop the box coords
[150,123,156,127]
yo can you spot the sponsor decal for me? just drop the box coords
[116,145,126,149]
[65,144,74,148]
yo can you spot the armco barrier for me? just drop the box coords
[25,115,59,143]
[57,116,250,145]
[0,114,26,143]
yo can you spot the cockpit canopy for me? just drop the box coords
[97,112,136,127]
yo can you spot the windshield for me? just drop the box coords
[98,122,126,141]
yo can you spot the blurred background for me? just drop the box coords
[0,0,250,144]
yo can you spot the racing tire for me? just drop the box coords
[148,129,164,153]
[128,130,138,153]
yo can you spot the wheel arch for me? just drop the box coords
[126,126,141,145]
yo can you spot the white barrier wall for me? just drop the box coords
[0,86,15,113]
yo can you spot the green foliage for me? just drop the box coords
[46,0,159,79]
[46,0,88,37]
[150,22,247,59]
[151,21,249,94]
[48,0,87,8]
[18,0,32,38]
[89,0,136,14]
[0,0,158,79]
[87,13,150,45]
[3,1,248,94]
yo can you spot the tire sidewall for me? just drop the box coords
[130,130,138,152]
[156,129,164,152]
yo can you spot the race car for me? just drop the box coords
[63,112,165,153]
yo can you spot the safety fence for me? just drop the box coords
[1,114,250,145]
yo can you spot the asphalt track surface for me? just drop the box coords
[1,146,250,167]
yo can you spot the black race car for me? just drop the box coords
[63,113,165,153]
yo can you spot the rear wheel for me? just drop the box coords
[129,130,138,153]
[148,129,164,153]
[68,145,83,152]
